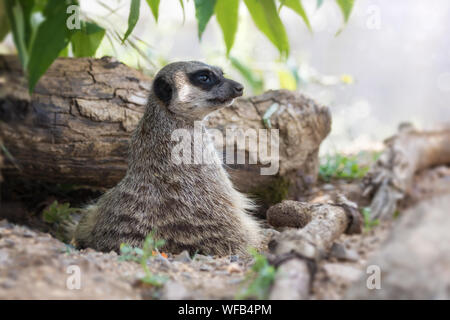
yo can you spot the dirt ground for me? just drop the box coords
[0,165,448,300]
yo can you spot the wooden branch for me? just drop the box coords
[0,55,331,206]
[363,124,450,220]
[268,196,362,299]
[269,258,310,300]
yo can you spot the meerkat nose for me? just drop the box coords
[233,83,244,96]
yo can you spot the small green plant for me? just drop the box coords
[119,244,144,262]
[42,200,78,241]
[235,248,276,300]
[362,207,379,232]
[319,153,370,182]
[43,200,77,224]
[119,231,168,287]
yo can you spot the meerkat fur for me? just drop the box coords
[71,61,262,256]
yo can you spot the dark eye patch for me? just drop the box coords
[188,69,220,90]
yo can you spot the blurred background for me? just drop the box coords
[1,0,449,154]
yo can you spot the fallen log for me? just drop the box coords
[0,55,331,209]
[363,124,450,220]
[268,196,362,299]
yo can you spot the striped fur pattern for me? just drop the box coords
[73,61,262,255]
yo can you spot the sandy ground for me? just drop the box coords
[0,166,448,299]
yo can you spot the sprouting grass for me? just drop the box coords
[119,231,168,287]
[235,248,276,300]
[362,207,379,232]
[43,200,78,224]
[319,152,374,182]
[42,200,78,241]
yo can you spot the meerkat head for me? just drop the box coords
[151,61,244,120]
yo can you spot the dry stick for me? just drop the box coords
[363,124,450,220]
[268,197,361,300]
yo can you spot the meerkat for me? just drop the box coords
[70,61,262,256]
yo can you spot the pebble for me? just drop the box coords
[162,280,190,300]
[227,278,244,285]
[0,251,11,265]
[330,242,360,262]
[322,184,335,191]
[154,254,172,270]
[229,255,239,263]
[194,254,213,262]
[174,250,192,263]
[227,263,242,274]
[2,239,15,248]
[23,230,35,238]
[199,264,213,272]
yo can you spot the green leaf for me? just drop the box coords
[27,0,77,93]
[194,0,217,39]
[243,0,289,58]
[71,21,105,57]
[179,0,185,23]
[122,0,140,43]
[4,0,34,68]
[336,0,355,23]
[215,0,239,55]
[0,1,10,42]
[280,0,311,32]
[146,0,160,22]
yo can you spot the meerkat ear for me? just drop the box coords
[153,77,173,106]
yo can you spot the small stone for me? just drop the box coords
[162,280,190,300]
[322,183,335,191]
[2,239,15,248]
[23,230,35,238]
[227,263,242,274]
[227,278,244,285]
[0,279,15,289]
[0,251,10,265]
[215,270,229,276]
[155,254,171,269]
[174,250,192,263]
[193,254,213,262]
[330,242,360,262]
[199,264,213,272]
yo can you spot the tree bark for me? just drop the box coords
[0,55,331,207]
[363,124,450,220]
[267,196,362,299]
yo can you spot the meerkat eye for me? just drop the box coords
[189,69,219,89]
[197,73,211,83]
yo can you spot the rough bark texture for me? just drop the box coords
[0,55,331,207]
[268,196,362,299]
[346,195,450,299]
[269,258,310,300]
[269,203,354,259]
[363,124,450,220]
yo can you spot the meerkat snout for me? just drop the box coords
[152,61,244,120]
